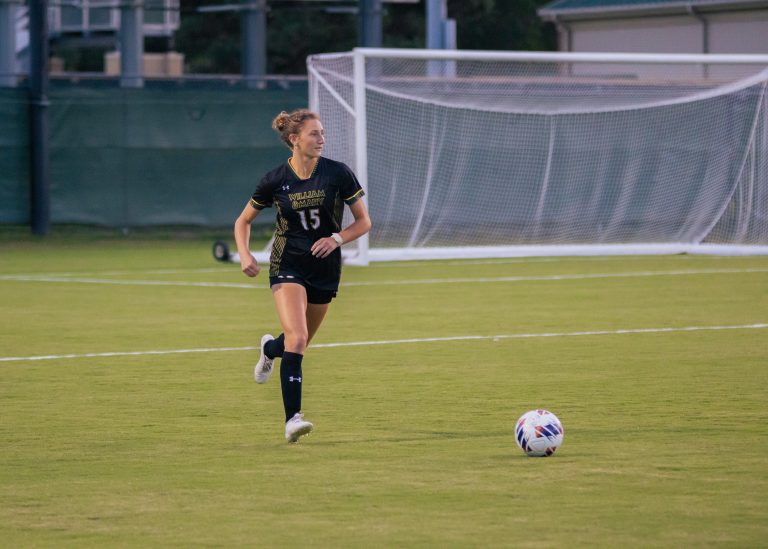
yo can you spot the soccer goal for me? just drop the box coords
[307,48,768,264]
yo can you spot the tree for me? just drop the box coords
[449,0,556,51]
[267,6,357,74]
[173,0,555,75]
[174,1,241,73]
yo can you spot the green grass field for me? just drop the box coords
[1,229,767,547]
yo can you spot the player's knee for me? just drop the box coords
[285,332,309,354]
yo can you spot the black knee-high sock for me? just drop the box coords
[280,351,303,422]
[264,333,285,359]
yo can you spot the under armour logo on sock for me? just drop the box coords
[289,376,302,383]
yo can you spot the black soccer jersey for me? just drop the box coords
[249,156,365,290]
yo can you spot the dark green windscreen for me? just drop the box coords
[1,80,308,227]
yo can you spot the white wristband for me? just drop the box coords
[330,233,344,246]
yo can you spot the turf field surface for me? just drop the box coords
[1,232,766,547]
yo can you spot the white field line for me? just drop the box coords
[1,323,766,363]
[0,253,736,279]
[368,254,680,267]
[343,268,768,286]
[0,267,233,279]
[369,252,742,267]
[0,276,267,289]
[0,253,746,279]
[0,267,766,289]
[0,261,558,278]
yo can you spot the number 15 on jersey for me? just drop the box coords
[298,208,320,231]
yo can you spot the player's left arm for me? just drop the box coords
[310,200,372,258]
[338,199,372,245]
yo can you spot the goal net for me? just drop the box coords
[308,48,768,264]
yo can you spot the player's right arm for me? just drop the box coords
[234,203,262,277]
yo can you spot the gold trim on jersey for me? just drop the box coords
[249,197,269,209]
[344,189,365,204]
[287,157,319,180]
[270,203,289,276]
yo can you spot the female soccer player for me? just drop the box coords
[233,109,371,443]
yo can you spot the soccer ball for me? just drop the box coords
[515,409,564,457]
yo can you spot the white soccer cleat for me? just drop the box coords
[254,334,275,384]
[285,412,314,443]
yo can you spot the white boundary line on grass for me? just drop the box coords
[0,275,265,289]
[0,254,716,279]
[0,267,766,289]
[0,267,234,278]
[343,268,768,286]
[1,323,766,363]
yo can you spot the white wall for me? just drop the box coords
[570,15,702,53]
[560,9,768,79]
[564,9,768,54]
[709,10,768,53]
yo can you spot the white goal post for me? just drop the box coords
[307,48,768,264]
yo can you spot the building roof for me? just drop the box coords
[539,0,768,20]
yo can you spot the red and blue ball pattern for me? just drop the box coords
[515,409,564,457]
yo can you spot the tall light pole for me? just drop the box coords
[29,0,49,234]
[359,0,382,47]
[242,0,267,89]
[426,0,446,51]
[119,0,144,88]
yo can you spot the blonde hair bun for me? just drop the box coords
[271,109,320,150]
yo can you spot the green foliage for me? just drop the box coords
[450,0,557,50]
[383,2,425,48]
[267,7,358,74]
[174,8,241,74]
[47,1,557,73]
[173,0,555,75]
